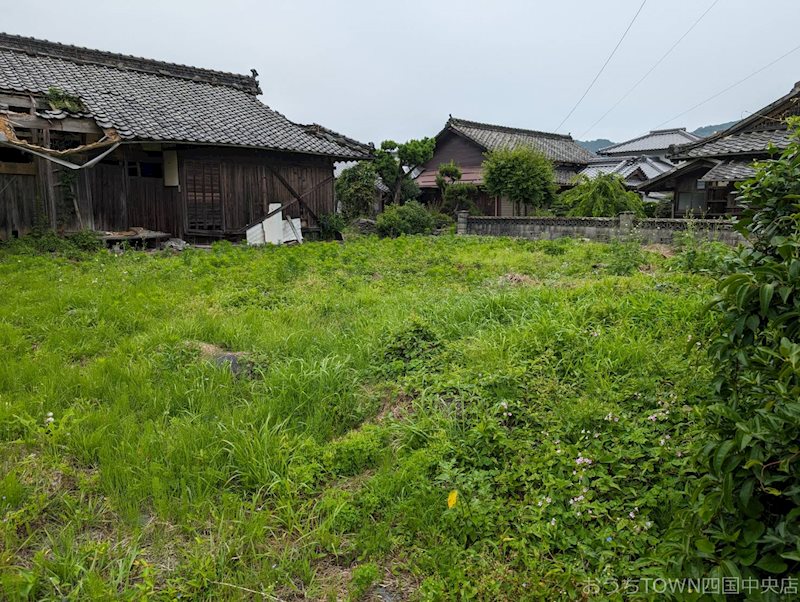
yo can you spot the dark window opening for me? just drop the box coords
[0,146,33,163]
[128,161,163,178]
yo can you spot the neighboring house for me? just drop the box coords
[415,117,593,215]
[0,33,371,241]
[639,81,800,217]
[579,128,700,195]
[596,128,701,158]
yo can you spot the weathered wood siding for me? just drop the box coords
[421,130,485,171]
[0,171,38,238]
[0,145,335,241]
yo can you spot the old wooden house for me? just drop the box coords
[639,82,800,217]
[0,33,372,242]
[415,117,594,215]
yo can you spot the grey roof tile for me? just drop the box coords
[681,128,791,158]
[598,128,700,156]
[0,32,372,159]
[699,160,757,182]
[448,117,594,165]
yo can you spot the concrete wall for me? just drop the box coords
[456,212,745,246]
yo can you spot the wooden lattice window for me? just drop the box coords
[185,160,222,232]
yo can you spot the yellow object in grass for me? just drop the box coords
[447,490,458,509]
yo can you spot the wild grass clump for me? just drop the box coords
[0,234,722,599]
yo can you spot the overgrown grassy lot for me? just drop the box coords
[0,235,718,600]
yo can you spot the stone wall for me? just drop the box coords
[456,212,745,246]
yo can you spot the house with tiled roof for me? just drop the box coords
[0,33,372,241]
[639,81,800,217]
[415,117,593,216]
[578,128,700,197]
[596,128,701,157]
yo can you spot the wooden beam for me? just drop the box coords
[0,93,48,111]
[264,164,320,225]
[0,162,35,176]
[5,113,102,135]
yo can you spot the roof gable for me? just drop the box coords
[445,117,594,165]
[0,32,372,159]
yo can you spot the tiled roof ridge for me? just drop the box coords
[0,32,261,94]
[649,127,690,134]
[449,116,574,141]
[671,83,800,158]
[598,127,699,153]
[301,123,375,155]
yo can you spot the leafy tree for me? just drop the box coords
[482,147,557,213]
[335,162,377,219]
[669,119,800,581]
[374,138,436,205]
[435,160,462,197]
[558,174,644,217]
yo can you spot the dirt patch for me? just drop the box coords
[374,390,415,423]
[186,341,258,377]
[643,244,675,258]
[500,272,537,285]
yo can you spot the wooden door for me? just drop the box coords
[184,160,223,233]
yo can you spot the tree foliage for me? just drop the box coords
[374,138,436,205]
[558,174,644,217]
[335,162,377,219]
[435,160,462,196]
[670,119,800,581]
[482,147,557,211]
[443,182,479,214]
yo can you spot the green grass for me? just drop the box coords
[0,235,717,600]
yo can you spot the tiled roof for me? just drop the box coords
[0,32,371,159]
[677,128,792,158]
[448,117,594,164]
[580,155,674,186]
[699,160,757,182]
[598,128,700,156]
[671,82,800,160]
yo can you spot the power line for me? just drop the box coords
[555,0,647,133]
[654,41,800,128]
[580,0,718,139]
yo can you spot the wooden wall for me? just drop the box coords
[0,144,336,241]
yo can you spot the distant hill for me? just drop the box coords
[576,138,615,153]
[691,120,737,138]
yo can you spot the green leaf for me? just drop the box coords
[760,283,775,314]
[755,555,788,573]
[695,538,715,554]
[742,519,764,545]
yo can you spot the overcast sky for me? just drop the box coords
[5,1,800,144]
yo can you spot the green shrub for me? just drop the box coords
[605,240,645,275]
[431,212,454,231]
[669,118,800,582]
[382,317,440,375]
[324,425,384,477]
[560,174,644,217]
[349,563,380,600]
[376,201,434,237]
[667,227,730,274]
[67,230,103,252]
[318,212,347,240]
[442,182,479,215]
